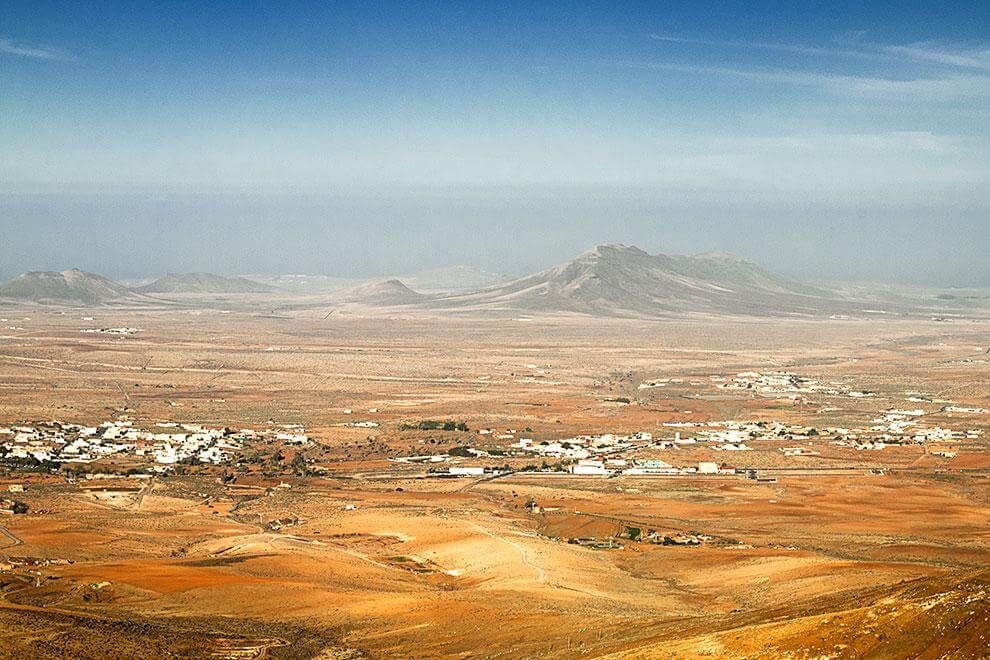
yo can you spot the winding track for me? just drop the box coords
[0,523,21,551]
[469,521,546,582]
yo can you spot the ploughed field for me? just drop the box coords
[0,307,988,658]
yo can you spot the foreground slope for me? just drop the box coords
[613,567,990,659]
[0,269,139,305]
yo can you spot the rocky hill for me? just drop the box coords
[137,272,276,294]
[0,269,139,305]
[330,279,427,306]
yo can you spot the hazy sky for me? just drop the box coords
[1,2,987,285]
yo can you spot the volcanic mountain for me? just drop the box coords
[137,272,276,294]
[0,269,139,305]
[330,279,427,306]
[427,244,841,317]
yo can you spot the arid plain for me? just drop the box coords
[1,306,988,658]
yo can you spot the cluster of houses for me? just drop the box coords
[79,327,142,336]
[422,401,986,478]
[0,420,311,470]
[713,371,876,399]
[638,378,682,389]
[862,409,983,444]
[669,413,983,454]
[511,433,652,460]
[570,458,732,477]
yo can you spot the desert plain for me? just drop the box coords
[0,306,988,658]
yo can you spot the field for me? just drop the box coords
[1,307,988,658]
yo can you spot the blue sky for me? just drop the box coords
[0,2,987,284]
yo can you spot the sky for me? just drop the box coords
[1,1,988,285]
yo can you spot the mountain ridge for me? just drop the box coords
[0,269,139,305]
[1,247,980,318]
[423,244,838,317]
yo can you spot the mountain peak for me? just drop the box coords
[333,279,425,306]
[429,243,829,317]
[584,244,650,258]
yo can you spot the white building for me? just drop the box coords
[449,466,485,476]
[570,460,609,476]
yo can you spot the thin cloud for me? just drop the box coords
[650,33,990,72]
[727,131,956,155]
[648,33,871,60]
[0,37,72,61]
[886,43,990,70]
[623,61,990,100]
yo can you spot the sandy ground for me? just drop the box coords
[0,308,988,657]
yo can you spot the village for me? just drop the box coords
[384,369,987,479]
[1,370,985,484]
[712,370,878,398]
[414,408,984,478]
[0,420,310,471]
